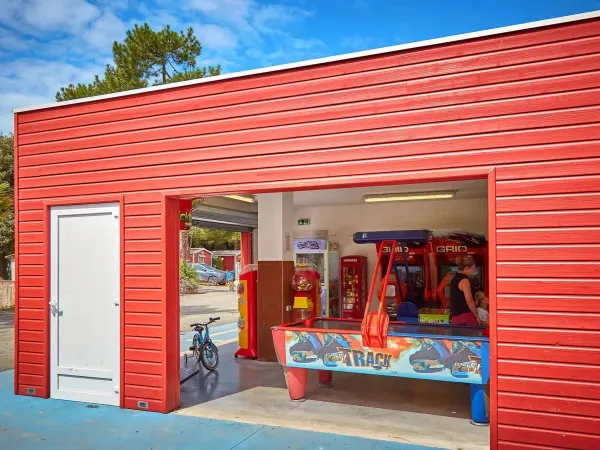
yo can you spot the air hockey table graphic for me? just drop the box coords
[272,318,490,424]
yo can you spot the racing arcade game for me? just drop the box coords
[432,231,488,309]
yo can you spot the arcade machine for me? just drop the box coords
[340,255,368,319]
[378,238,433,311]
[291,263,321,321]
[271,230,490,425]
[432,231,488,309]
[235,264,258,359]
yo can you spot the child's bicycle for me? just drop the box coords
[184,317,220,370]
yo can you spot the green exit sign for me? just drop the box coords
[298,218,310,226]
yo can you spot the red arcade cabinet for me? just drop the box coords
[378,239,433,309]
[235,264,258,359]
[340,255,368,319]
[432,231,488,309]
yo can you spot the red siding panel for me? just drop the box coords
[498,425,600,450]
[13,17,600,446]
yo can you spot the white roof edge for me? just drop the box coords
[14,10,600,114]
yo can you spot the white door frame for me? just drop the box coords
[50,203,121,406]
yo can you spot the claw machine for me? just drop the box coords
[340,255,368,319]
[293,237,329,317]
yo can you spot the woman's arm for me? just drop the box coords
[459,278,481,325]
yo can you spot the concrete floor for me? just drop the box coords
[177,341,489,450]
[0,309,14,372]
[180,287,239,331]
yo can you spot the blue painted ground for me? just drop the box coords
[0,370,446,450]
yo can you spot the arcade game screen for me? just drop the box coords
[396,265,425,307]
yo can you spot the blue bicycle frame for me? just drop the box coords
[193,326,211,348]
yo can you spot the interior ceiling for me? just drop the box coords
[209,180,487,210]
[292,179,488,207]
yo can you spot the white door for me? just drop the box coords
[50,203,120,406]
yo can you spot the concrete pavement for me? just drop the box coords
[0,370,445,450]
[0,309,13,372]
[180,287,239,332]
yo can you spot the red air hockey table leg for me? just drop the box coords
[285,367,308,402]
[318,370,333,388]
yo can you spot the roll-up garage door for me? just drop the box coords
[192,204,258,232]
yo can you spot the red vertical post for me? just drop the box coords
[487,170,498,450]
[163,195,181,412]
[241,232,252,267]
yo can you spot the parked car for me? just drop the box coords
[192,264,227,286]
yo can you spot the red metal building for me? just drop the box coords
[13,11,600,449]
[188,248,212,265]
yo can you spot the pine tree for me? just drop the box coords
[56,24,221,101]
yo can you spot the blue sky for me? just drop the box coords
[1,0,599,133]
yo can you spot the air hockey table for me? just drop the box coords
[271,318,489,425]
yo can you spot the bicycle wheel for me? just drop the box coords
[200,341,219,371]
[192,336,201,362]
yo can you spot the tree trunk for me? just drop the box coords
[179,230,190,262]
[162,62,167,83]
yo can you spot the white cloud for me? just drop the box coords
[187,0,253,24]
[252,4,311,35]
[20,0,100,32]
[0,59,103,133]
[195,24,238,50]
[0,27,29,52]
[291,37,323,51]
[84,11,127,51]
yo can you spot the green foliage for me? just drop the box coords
[0,135,13,279]
[56,23,221,101]
[56,67,146,102]
[180,260,199,292]
[211,256,223,271]
[0,135,14,191]
[189,227,240,250]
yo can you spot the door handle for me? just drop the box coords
[49,300,58,315]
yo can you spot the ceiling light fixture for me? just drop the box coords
[225,194,256,203]
[363,190,457,203]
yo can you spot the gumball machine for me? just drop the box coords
[291,263,321,321]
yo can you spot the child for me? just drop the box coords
[474,291,489,324]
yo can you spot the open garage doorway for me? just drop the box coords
[178,196,258,404]
[175,177,491,449]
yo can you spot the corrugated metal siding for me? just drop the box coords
[122,193,165,410]
[13,16,600,444]
[495,163,600,450]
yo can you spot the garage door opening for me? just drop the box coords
[174,177,490,449]
[178,196,257,404]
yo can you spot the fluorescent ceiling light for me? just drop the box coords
[225,195,256,203]
[363,190,457,203]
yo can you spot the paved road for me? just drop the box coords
[0,288,237,372]
[0,309,14,372]
[180,286,239,332]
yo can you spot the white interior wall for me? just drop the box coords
[257,192,294,261]
[293,197,488,278]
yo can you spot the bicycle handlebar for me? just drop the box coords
[190,317,221,328]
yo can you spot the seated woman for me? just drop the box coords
[475,291,489,324]
[450,255,481,326]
